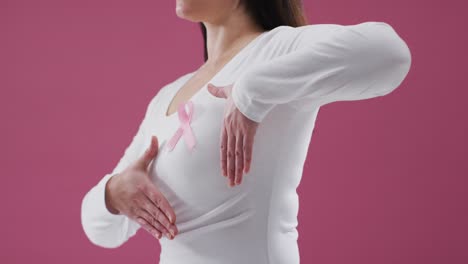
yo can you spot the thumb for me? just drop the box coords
[207,83,227,99]
[134,135,159,171]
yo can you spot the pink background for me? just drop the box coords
[1,0,467,263]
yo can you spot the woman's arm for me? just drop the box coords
[231,21,412,123]
[80,85,167,248]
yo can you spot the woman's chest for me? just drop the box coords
[145,83,248,211]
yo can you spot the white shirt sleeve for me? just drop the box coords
[231,21,412,123]
[80,86,166,248]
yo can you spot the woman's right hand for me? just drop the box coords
[105,135,178,240]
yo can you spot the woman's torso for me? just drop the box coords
[145,26,323,264]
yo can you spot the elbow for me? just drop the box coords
[81,193,125,249]
[361,22,412,96]
[81,223,124,249]
[386,39,411,96]
[381,22,412,78]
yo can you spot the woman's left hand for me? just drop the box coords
[207,82,259,187]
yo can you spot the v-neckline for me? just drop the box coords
[163,31,268,119]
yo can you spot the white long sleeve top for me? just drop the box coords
[81,21,411,264]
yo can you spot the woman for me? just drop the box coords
[81,0,411,263]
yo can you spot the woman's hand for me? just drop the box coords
[207,83,259,187]
[105,135,178,240]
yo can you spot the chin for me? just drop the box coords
[176,0,202,22]
[176,10,199,22]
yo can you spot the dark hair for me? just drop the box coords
[199,0,309,61]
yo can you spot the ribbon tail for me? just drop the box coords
[183,125,196,151]
[166,128,183,152]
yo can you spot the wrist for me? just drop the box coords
[105,175,121,215]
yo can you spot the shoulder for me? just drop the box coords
[263,21,395,48]
[161,71,194,93]
[248,21,401,62]
[269,21,394,35]
[146,71,195,113]
[155,71,194,99]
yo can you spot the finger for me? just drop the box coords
[135,215,162,239]
[207,83,227,98]
[244,131,254,174]
[220,124,228,177]
[235,132,244,185]
[142,182,178,233]
[135,210,165,239]
[227,129,236,187]
[141,196,175,238]
[134,135,159,170]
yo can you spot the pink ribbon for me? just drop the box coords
[166,100,196,152]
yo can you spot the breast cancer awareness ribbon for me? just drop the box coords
[166,100,196,152]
